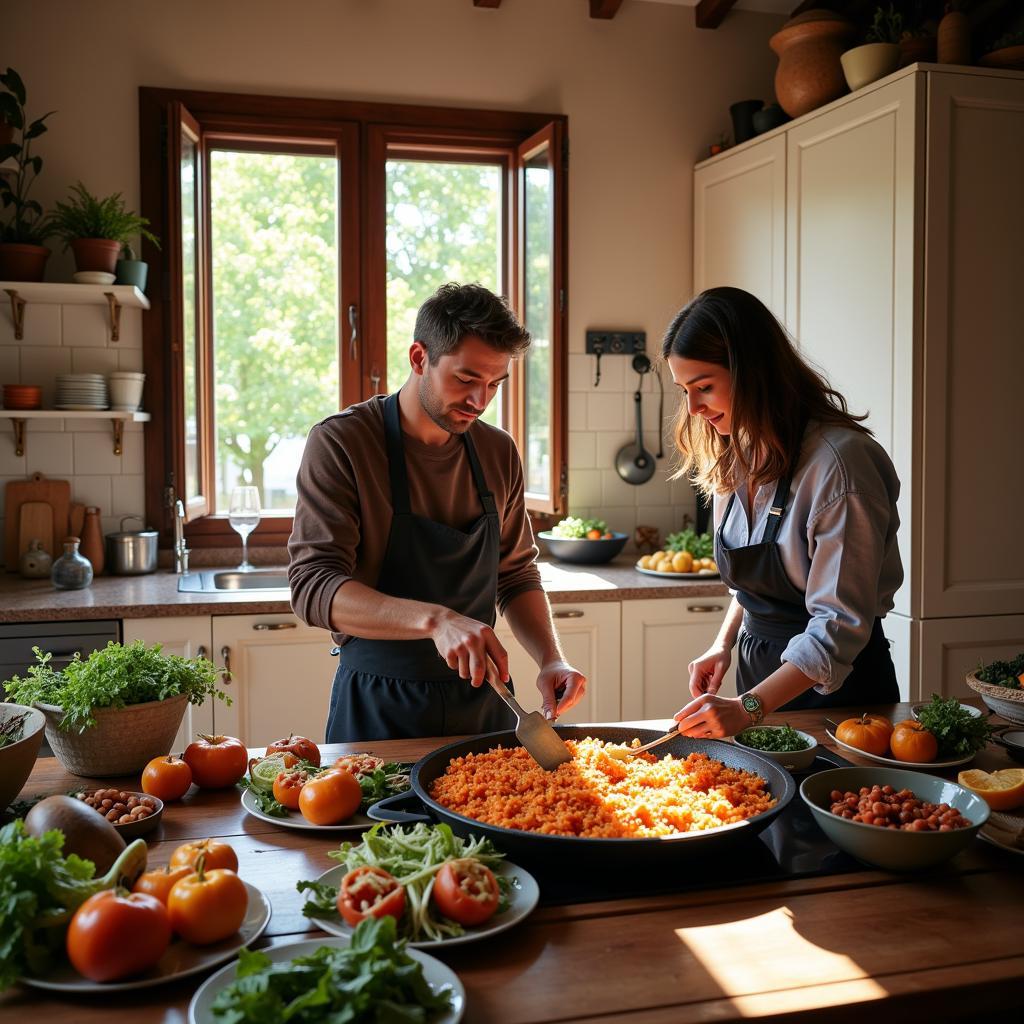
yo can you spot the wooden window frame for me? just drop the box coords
[139,87,568,548]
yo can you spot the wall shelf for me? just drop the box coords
[5,410,151,457]
[1,282,150,343]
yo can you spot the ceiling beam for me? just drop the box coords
[589,1,623,19]
[695,0,738,30]
[473,1,502,9]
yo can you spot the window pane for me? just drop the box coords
[385,160,502,425]
[209,150,339,512]
[180,133,200,500]
[523,153,553,498]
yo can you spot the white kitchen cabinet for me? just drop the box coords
[620,597,735,721]
[211,613,338,746]
[919,615,1024,702]
[121,616,216,753]
[494,602,621,723]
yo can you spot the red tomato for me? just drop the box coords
[168,865,248,945]
[298,768,362,825]
[272,768,309,809]
[133,864,192,906]
[586,529,602,540]
[169,838,239,873]
[266,733,321,767]
[337,865,406,927]
[183,733,248,788]
[66,890,171,982]
[141,754,193,801]
[433,858,500,926]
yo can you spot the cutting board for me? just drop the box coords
[4,473,71,570]
[18,501,55,561]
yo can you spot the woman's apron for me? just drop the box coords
[714,472,898,711]
[325,393,517,742]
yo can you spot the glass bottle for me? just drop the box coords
[51,536,94,590]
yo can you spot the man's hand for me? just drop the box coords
[431,609,509,689]
[536,660,586,720]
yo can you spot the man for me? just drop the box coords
[288,282,586,742]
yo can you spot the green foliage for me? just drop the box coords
[866,4,903,43]
[552,516,608,539]
[976,652,1024,690]
[0,67,55,245]
[665,528,715,559]
[915,695,994,758]
[2,641,229,733]
[51,181,159,248]
[736,725,811,753]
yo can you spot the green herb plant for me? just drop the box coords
[551,516,609,539]
[665,528,714,559]
[866,3,903,44]
[914,695,994,759]
[51,181,159,248]
[975,652,1024,690]
[3,641,229,733]
[736,724,811,753]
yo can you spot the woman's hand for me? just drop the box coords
[688,644,732,699]
[673,693,749,739]
[535,660,587,720]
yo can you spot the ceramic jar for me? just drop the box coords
[19,539,53,579]
[80,506,105,574]
[770,10,858,119]
[51,537,94,590]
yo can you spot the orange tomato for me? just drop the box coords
[133,864,192,906]
[66,890,171,982]
[141,754,193,801]
[586,529,603,540]
[272,768,309,810]
[167,863,248,945]
[298,768,362,825]
[170,838,239,873]
[835,713,893,756]
[183,733,248,788]
[266,733,321,767]
[889,720,938,763]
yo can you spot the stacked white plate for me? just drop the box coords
[56,373,108,411]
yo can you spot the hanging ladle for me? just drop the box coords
[615,355,656,485]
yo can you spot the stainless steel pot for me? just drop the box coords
[105,516,158,575]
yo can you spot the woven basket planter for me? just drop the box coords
[965,671,1024,726]
[37,693,189,777]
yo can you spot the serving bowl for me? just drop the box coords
[800,766,989,871]
[965,671,1024,725]
[537,530,628,565]
[733,726,818,771]
[0,704,46,810]
[992,729,1024,764]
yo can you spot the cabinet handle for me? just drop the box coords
[253,622,297,631]
[197,645,207,660]
[686,604,724,613]
[553,610,584,619]
[220,645,231,683]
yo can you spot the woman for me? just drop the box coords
[665,287,902,739]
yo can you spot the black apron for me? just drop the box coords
[715,472,898,711]
[325,393,516,742]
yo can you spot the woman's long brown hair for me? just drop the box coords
[661,286,869,498]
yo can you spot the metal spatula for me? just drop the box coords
[485,663,572,771]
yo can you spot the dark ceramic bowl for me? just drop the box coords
[537,531,628,565]
[992,729,1024,764]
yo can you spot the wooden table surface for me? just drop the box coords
[3,703,1022,1023]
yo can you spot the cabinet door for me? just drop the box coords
[620,598,735,721]
[785,75,921,618]
[881,612,913,702]
[694,135,786,319]
[494,603,621,723]
[212,614,337,746]
[919,614,1024,701]
[121,616,214,752]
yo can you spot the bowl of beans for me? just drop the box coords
[74,789,164,839]
[800,767,989,871]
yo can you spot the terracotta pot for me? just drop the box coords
[841,42,900,92]
[770,10,858,119]
[0,242,50,282]
[70,237,122,274]
[898,35,937,68]
[937,11,970,65]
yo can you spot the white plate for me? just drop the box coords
[188,936,464,1024]
[55,404,109,411]
[22,880,271,993]
[635,562,720,580]
[825,729,975,769]
[240,786,386,832]
[307,859,539,948]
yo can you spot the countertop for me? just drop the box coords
[4,705,1022,1023]
[0,556,728,622]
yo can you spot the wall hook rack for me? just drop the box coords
[585,329,646,386]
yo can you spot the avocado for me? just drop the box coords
[25,794,126,874]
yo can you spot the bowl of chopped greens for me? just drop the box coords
[538,517,627,564]
[733,724,818,771]
[0,704,45,811]
[966,654,1024,724]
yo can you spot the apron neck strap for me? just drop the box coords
[461,429,497,516]
[762,473,793,544]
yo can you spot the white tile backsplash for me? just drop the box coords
[117,347,144,371]
[70,475,113,512]
[18,304,61,347]
[21,346,72,406]
[117,309,143,349]
[71,347,120,376]
[111,474,145,518]
[0,441,27,476]
[26,432,74,476]
[74,431,124,477]
[0,346,19,383]
[568,431,595,470]
[61,304,110,348]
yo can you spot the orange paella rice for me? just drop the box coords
[429,737,777,838]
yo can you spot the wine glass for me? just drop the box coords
[228,485,261,571]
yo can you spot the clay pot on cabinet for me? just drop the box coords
[770,10,858,119]
[898,34,937,68]
[937,10,970,65]
[69,238,122,275]
[0,243,50,282]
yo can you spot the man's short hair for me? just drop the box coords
[414,283,531,363]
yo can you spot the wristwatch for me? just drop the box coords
[740,692,765,727]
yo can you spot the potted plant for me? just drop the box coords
[841,4,903,92]
[3,641,229,777]
[0,67,55,282]
[51,181,158,277]
[115,237,159,292]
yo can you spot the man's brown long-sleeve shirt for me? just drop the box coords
[287,395,543,645]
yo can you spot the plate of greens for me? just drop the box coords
[298,821,539,947]
[188,919,463,1024]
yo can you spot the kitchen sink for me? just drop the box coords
[177,569,290,593]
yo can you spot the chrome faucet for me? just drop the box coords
[173,499,190,575]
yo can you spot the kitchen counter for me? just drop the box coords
[4,704,1021,1022]
[0,556,728,622]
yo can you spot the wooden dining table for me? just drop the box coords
[3,702,1023,1023]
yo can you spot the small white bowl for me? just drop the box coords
[73,271,116,285]
[733,726,819,771]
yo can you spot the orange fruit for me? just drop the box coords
[957,768,1024,811]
